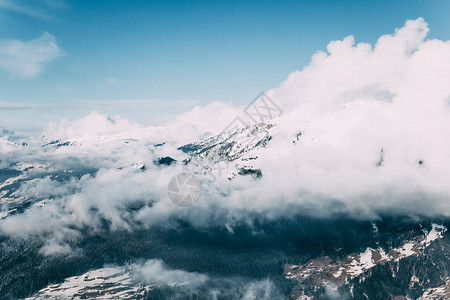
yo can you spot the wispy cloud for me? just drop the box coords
[75,98,203,110]
[0,32,64,78]
[0,101,38,110]
[0,0,67,19]
[0,0,46,18]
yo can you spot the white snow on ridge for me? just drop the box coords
[24,267,147,300]
[347,247,375,277]
[26,259,209,299]
[419,281,450,300]
[425,224,447,246]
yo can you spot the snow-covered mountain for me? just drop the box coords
[4,18,450,299]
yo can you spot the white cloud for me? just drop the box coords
[241,279,279,300]
[39,239,74,256]
[43,111,141,140]
[0,32,63,78]
[135,259,208,286]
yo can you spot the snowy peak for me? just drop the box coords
[179,122,274,162]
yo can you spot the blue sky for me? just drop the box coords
[0,0,450,128]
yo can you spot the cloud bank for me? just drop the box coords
[0,32,63,78]
[2,18,450,254]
